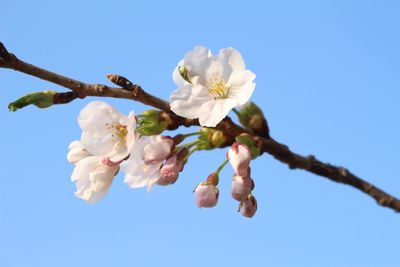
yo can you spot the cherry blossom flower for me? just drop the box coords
[227,142,252,177]
[71,156,119,203]
[170,46,256,127]
[121,135,173,191]
[78,101,137,163]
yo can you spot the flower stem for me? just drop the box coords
[182,132,200,138]
[175,140,200,151]
[215,159,229,175]
[232,108,241,117]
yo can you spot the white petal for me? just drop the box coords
[67,140,91,164]
[218,47,246,71]
[183,46,213,80]
[227,69,256,88]
[71,156,116,203]
[170,84,213,119]
[227,69,256,105]
[121,136,163,190]
[228,82,256,106]
[198,98,237,127]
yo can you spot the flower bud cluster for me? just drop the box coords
[227,142,257,218]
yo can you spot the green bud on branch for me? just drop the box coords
[8,90,57,112]
[235,133,261,159]
[138,109,172,135]
[236,102,269,138]
[197,128,234,150]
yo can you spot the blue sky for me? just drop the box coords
[1,0,400,266]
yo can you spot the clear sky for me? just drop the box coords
[1,0,400,266]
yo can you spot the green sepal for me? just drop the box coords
[138,110,170,136]
[235,133,261,159]
[197,128,228,150]
[178,65,192,84]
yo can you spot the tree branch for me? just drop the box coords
[1,41,399,212]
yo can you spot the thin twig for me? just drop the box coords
[1,41,399,212]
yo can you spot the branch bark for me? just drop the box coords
[1,41,399,212]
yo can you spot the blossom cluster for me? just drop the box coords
[68,101,182,203]
[67,46,262,218]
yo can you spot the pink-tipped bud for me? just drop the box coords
[239,194,257,218]
[194,182,219,208]
[231,175,254,201]
[157,148,189,185]
[141,136,174,165]
[227,142,251,177]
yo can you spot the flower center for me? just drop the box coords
[106,122,128,143]
[206,77,229,98]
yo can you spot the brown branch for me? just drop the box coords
[1,41,399,212]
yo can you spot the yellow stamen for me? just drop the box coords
[206,77,229,98]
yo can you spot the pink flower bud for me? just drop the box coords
[141,136,174,165]
[157,148,189,185]
[239,195,257,218]
[227,142,251,177]
[231,175,254,201]
[158,154,179,185]
[194,182,219,208]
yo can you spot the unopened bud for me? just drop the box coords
[142,136,174,165]
[227,142,252,176]
[198,128,233,150]
[239,194,257,218]
[194,182,219,208]
[237,102,269,137]
[231,175,254,201]
[138,110,172,135]
[157,148,189,185]
[8,90,57,112]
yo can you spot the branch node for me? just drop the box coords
[338,167,349,177]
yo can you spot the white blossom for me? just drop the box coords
[170,46,256,127]
[71,156,119,203]
[121,135,172,191]
[78,101,137,162]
